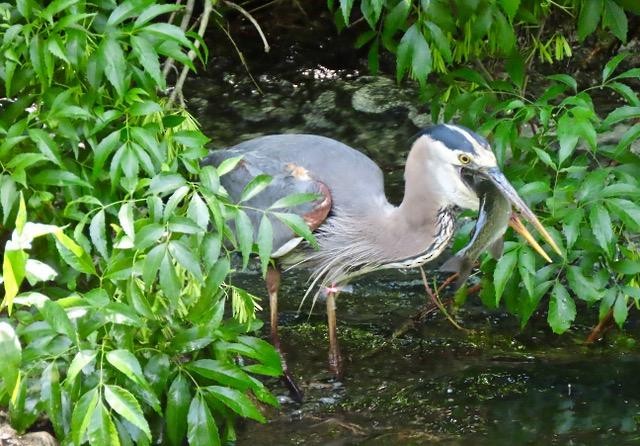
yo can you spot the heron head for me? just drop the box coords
[416,123,562,256]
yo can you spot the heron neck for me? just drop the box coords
[397,145,449,227]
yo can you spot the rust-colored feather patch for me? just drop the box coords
[304,181,331,231]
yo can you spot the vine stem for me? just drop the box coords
[169,0,213,106]
[222,0,270,53]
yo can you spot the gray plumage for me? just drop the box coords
[203,132,456,291]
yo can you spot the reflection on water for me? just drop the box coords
[187,10,640,444]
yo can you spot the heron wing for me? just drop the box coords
[203,147,332,257]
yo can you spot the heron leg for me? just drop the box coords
[326,286,343,378]
[266,266,304,402]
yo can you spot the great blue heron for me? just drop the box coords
[203,124,561,399]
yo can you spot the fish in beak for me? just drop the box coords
[483,167,562,258]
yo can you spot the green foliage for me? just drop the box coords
[440,54,640,333]
[0,0,312,443]
[333,0,635,84]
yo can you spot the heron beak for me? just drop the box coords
[509,214,552,262]
[483,167,563,258]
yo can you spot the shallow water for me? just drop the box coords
[229,269,640,445]
[186,9,640,444]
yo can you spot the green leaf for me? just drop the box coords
[607,82,640,106]
[557,113,579,165]
[518,247,536,297]
[166,374,191,446]
[273,212,317,248]
[216,155,243,176]
[187,193,209,230]
[0,322,21,396]
[159,254,181,303]
[142,23,193,49]
[174,130,209,149]
[100,36,127,96]
[92,129,121,178]
[3,250,28,314]
[533,147,557,170]
[135,223,165,250]
[606,198,640,232]
[602,0,628,41]
[71,389,99,446]
[54,232,96,275]
[0,176,17,225]
[106,1,137,26]
[588,205,614,255]
[167,216,204,234]
[40,300,75,340]
[28,129,62,166]
[106,349,151,390]
[149,173,186,195]
[360,0,383,29]
[562,208,584,251]
[612,259,640,275]
[383,0,410,43]
[87,400,120,446]
[425,21,452,63]
[130,100,162,116]
[603,106,640,127]
[499,0,520,21]
[187,393,220,446]
[548,282,576,334]
[40,362,64,438]
[235,210,254,269]
[566,266,601,302]
[104,385,151,441]
[65,350,97,387]
[187,359,253,390]
[396,24,432,88]
[603,53,628,82]
[142,244,165,285]
[168,240,203,282]
[200,165,220,193]
[32,169,92,189]
[340,0,355,23]
[134,3,183,28]
[205,385,266,423]
[257,215,273,277]
[268,192,319,209]
[613,293,628,327]
[547,74,577,92]
[577,0,603,41]
[493,249,518,305]
[240,174,272,202]
[89,209,109,258]
[493,10,516,54]
[118,202,135,240]
[163,186,190,221]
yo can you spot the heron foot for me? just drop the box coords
[282,369,304,403]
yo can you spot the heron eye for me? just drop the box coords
[458,154,472,164]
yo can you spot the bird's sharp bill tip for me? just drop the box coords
[509,215,552,263]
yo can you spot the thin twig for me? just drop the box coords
[163,0,195,79]
[167,0,183,26]
[584,301,634,344]
[169,0,213,106]
[216,21,263,94]
[419,266,467,332]
[223,0,270,53]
